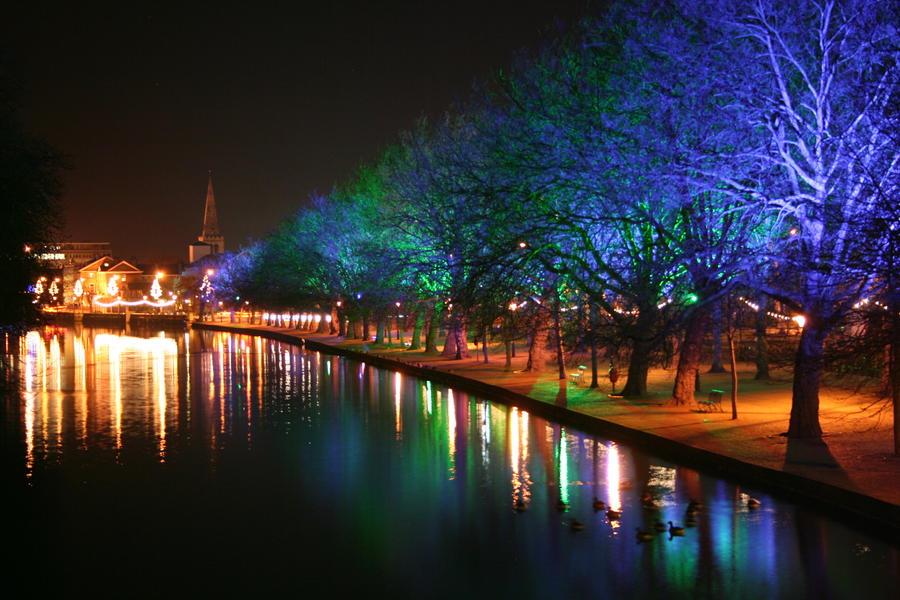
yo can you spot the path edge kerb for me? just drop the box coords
[192,322,900,541]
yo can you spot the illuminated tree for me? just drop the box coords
[73,278,84,305]
[150,277,162,301]
[670,0,900,439]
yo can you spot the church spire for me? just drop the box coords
[202,170,220,238]
[198,170,224,254]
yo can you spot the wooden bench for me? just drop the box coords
[699,389,724,412]
[568,365,588,386]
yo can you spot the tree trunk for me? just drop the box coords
[553,298,566,380]
[362,316,370,342]
[425,303,440,353]
[408,308,423,350]
[442,324,457,357]
[505,339,512,369]
[621,310,656,397]
[729,330,738,419]
[890,303,900,455]
[708,303,726,373]
[337,308,346,337]
[754,300,770,380]
[455,324,468,359]
[525,312,549,373]
[787,321,828,439]
[671,309,709,406]
[620,337,650,397]
[482,325,489,363]
[590,331,599,388]
[442,320,469,359]
[893,340,900,455]
[376,319,387,345]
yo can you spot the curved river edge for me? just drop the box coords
[191,321,900,543]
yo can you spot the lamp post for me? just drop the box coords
[395,301,403,346]
[508,302,518,358]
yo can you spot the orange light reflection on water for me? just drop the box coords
[394,372,402,439]
[509,408,531,508]
[607,442,621,531]
[447,389,456,480]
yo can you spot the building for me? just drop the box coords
[189,171,225,263]
[77,256,143,301]
[36,242,111,269]
[34,242,112,302]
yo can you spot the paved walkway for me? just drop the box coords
[193,320,900,536]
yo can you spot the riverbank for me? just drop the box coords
[192,320,900,540]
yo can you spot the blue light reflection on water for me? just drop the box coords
[2,327,898,599]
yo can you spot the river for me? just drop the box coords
[2,326,897,598]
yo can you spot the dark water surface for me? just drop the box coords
[2,327,897,598]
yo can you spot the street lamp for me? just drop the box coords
[508,301,518,358]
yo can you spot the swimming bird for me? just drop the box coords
[747,497,761,509]
[640,491,660,510]
[592,497,606,511]
[668,521,685,536]
[571,519,585,531]
[636,528,654,542]
[606,508,622,520]
[653,520,667,532]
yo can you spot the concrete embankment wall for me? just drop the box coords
[45,311,187,330]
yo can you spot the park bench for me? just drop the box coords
[568,365,588,386]
[698,389,724,412]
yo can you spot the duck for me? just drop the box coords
[640,491,660,511]
[556,499,569,512]
[636,528,654,542]
[668,521,685,536]
[515,499,528,512]
[592,497,606,511]
[653,519,667,532]
[606,508,622,520]
[747,497,761,509]
[570,519,585,531]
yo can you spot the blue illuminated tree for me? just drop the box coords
[673,0,900,439]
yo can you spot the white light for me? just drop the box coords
[93,298,176,308]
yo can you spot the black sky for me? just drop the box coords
[4,1,593,263]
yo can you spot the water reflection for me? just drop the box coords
[3,327,898,598]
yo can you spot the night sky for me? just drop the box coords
[5,1,592,264]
